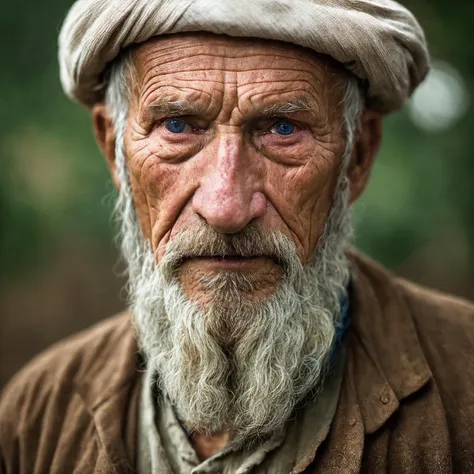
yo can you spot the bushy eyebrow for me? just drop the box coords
[147,99,202,117]
[145,97,315,120]
[259,98,313,117]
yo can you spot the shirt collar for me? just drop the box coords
[139,342,347,474]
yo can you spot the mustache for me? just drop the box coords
[159,223,301,277]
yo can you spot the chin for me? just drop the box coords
[181,269,282,309]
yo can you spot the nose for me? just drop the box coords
[192,135,266,233]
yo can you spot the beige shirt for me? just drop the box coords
[138,345,346,474]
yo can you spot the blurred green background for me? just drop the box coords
[1,0,473,388]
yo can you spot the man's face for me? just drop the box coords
[123,34,347,304]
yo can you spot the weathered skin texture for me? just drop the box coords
[127,35,345,262]
[92,32,382,457]
[94,33,381,303]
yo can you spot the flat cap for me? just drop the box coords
[58,0,430,114]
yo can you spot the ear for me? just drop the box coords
[91,103,121,189]
[347,109,383,205]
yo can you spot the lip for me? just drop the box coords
[180,256,273,270]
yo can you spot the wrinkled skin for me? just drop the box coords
[92,33,382,457]
[94,33,381,304]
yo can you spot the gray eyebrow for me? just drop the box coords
[148,99,201,116]
[148,98,314,119]
[259,99,313,116]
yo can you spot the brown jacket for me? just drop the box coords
[1,253,474,473]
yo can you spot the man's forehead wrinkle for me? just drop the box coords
[138,65,329,94]
[135,43,208,76]
[142,81,315,110]
[237,74,321,87]
[240,80,325,112]
[137,35,328,67]
[142,67,322,82]
[132,46,343,129]
[139,74,206,107]
[142,80,224,100]
[140,74,318,96]
[239,77,333,113]
[136,47,322,81]
[135,39,333,81]
[135,61,334,115]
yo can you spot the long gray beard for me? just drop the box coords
[114,147,352,442]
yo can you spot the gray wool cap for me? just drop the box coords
[58,0,430,114]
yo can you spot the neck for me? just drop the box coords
[189,430,235,461]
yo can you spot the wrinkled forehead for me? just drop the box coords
[128,33,348,114]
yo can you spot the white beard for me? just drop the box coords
[114,144,352,443]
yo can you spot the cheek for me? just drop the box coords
[265,153,341,260]
[133,157,180,202]
[127,133,190,198]
[146,129,203,163]
[291,162,336,210]
[125,138,203,245]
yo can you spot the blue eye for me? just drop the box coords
[165,118,186,133]
[274,121,296,136]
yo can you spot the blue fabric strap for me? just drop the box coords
[330,291,351,362]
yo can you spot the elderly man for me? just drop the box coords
[1,0,474,472]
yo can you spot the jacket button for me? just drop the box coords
[380,393,390,404]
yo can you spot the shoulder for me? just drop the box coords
[351,249,474,396]
[394,277,474,464]
[396,277,474,351]
[351,251,474,461]
[394,276,474,402]
[350,249,474,351]
[0,312,134,436]
[2,312,132,397]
